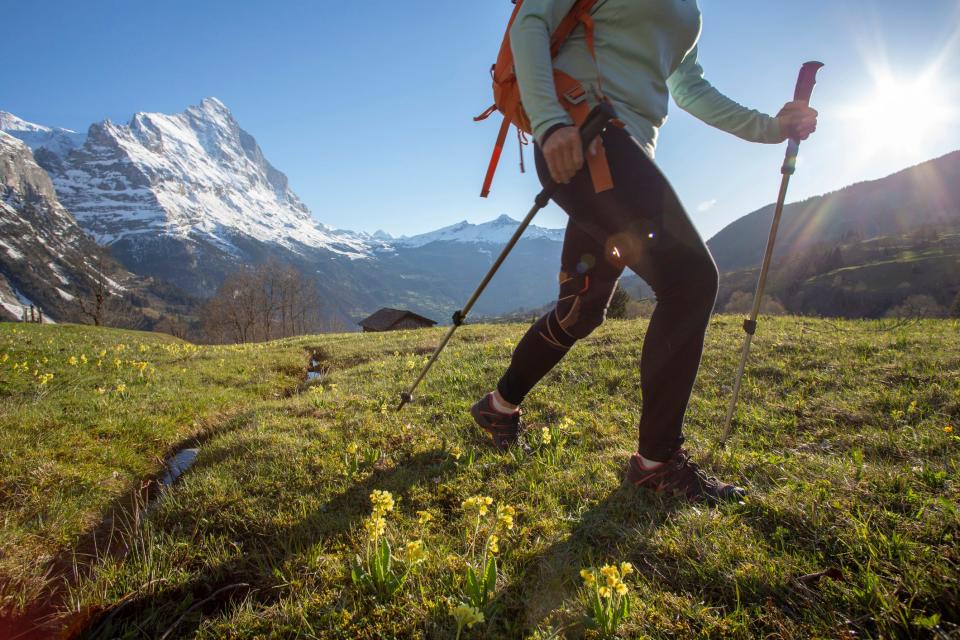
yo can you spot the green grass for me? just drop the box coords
[1,318,958,638]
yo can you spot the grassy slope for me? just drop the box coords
[1,319,958,638]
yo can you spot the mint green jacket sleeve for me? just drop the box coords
[667,47,784,144]
[510,0,578,142]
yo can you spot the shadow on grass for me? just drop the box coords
[483,483,680,638]
[81,448,457,639]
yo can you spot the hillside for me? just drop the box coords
[717,230,960,317]
[708,150,960,271]
[1,320,957,638]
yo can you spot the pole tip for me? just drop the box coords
[396,392,413,411]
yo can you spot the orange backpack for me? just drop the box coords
[475,0,614,198]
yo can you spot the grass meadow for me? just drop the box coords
[0,317,957,638]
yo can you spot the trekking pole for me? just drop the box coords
[397,102,617,411]
[718,61,824,447]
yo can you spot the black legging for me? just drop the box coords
[496,125,719,462]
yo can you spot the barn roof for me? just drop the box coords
[358,308,438,331]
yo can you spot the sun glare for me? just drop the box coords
[843,68,956,158]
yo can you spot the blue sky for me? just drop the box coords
[3,1,959,239]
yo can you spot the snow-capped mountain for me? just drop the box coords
[0,111,86,157]
[395,215,564,248]
[17,98,373,256]
[2,100,568,323]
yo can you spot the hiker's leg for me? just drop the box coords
[495,220,623,405]
[587,128,719,461]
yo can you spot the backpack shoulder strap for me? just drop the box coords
[549,0,602,58]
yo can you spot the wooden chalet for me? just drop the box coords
[358,308,438,333]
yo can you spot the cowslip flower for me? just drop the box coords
[370,490,395,516]
[462,495,494,516]
[946,425,954,434]
[115,383,127,394]
[405,540,427,564]
[581,569,596,586]
[496,505,516,531]
[450,603,484,629]
[417,510,434,525]
[346,442,358,455]
[487,534,500,554]
[364,516,386,540]
[541,427,552,445]
[450,445,463,461]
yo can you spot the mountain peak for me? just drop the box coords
[0,111,51,134]
[0,112,85,155]
[393,215,564,248]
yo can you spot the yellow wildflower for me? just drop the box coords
[580,569,596,586]
[364,516,386,540]
[370,490,395,516]
[598,586,612,599]
[417,510,434,525]
[68,356,78,366]
[449,603,484,629]
[346,442,358,455]
[450,445,463,461]
[487,534,499,554]
[80,354,87,365]
[600,565,620,580]
[405,540,427,563]
[541,427,552,445]
[462,495,494,516]
[115,383,127,394]
[615,582,629,596]
[619,562,634,577]
[946,425,954,434]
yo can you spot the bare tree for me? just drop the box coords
[200,261,325,343]
[78,254,111,327]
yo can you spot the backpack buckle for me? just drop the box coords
[562,86,587,106]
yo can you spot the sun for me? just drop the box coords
[843,68,956,158]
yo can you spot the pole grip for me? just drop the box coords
[793,61,824,103]
[579,101,618,150]
[783,61,824,175]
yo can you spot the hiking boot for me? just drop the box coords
[471,393,527,452]
[624,449,747,504]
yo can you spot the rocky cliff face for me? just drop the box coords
[0,131,124,321]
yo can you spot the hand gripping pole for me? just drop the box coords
[718,62,823,447]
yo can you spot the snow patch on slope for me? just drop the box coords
[0,111,86,155]
[3,99,374,259]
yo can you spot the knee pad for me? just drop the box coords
[548,272,618,342]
